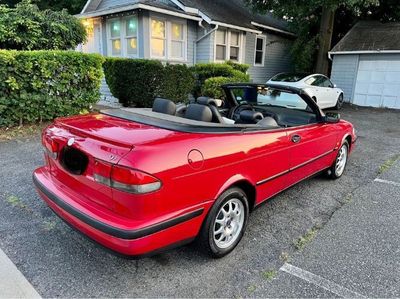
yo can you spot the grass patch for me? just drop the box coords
[247,284,256,294]
[378,154,400,174]
[293,225,321,250]
[0,122,50,142]
[43,220,57,231]
[261,270,277,281]
[6,195,26,209]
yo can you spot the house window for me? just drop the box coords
[126,16,138,56]
[254,35,266,66]
[150,18,187,60]
[170,22,184,59]
[151,19,166,58]
[230,31,240,61]
[110,19,121,56]
[108,16,138,57]
[215,29,242,62]
[215,29,227,61]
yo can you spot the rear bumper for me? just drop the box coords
[33,167,208,257]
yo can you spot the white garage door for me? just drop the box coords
[353,58,400,108]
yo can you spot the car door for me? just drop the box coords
[317,76,339,108]
[284,120,339,187]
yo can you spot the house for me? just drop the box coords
[329,21,400,109]
[77,0,295,105]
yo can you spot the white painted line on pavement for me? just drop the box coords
[374,178,400,187]
[0,248,41,298]
[280,263,366,298]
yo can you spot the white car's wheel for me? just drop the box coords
[335,94,344,110]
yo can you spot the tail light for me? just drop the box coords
[94,160,161,194]
[42,135,59,159]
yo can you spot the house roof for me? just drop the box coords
[176,0,290,33]
[330,21,400,53]
[79,0,294,36]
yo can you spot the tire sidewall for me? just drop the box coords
[336,94,344,110]
[331,140,349,179]
[205,187,249,258]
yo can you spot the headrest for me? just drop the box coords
[196,97,218,107]
[184,104,213,122]
[152,98,176,115]
[239,110,264,123]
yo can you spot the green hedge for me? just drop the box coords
[0,50,104,127]
[104,58,195,107]
[191,61,250,97]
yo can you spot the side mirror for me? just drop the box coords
[333,84,337,88]
[324,112,340,123]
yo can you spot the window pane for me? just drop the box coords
[151,20,165,38]
[255,51,263,64]
[230,32,239,46]
[151,38,165,57]
[216,30,226,44]
[112,39,121,55]
[171,23,183,40]
[127,38,137,55]
[216,45,226,60]
[230,46,239,61]
[126,17,137,36]
[256,38,264,51]
[110,20,121,38]
[171,41,183,58]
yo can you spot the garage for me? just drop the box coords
[329,21,400,109]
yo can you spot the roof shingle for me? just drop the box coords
[331,21,400,52]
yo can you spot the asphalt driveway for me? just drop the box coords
[0,104,399,297]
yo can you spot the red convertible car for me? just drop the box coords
[33,83,356,258]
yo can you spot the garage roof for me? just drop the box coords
[330,21,400,53]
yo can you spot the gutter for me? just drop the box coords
[328,50,400,60]
[251,21,296,37]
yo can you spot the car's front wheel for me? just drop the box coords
[335,93,344,110]
[197,187,249,258]
[328,140,349,179]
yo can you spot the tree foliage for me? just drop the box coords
[0,0,87,15]
[246,0,400,72]
[0,0,86,50]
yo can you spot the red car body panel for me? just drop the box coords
[33,111,356,257]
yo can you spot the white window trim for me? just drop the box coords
[107,15,139,58]
[214,28,244,63]
[254,35,266,67]
[150,16,188,62]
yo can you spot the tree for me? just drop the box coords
[0,0,87,15]
[0,0,86,50]
[246,0,382,74]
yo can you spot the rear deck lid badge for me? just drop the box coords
[67,138,75,146]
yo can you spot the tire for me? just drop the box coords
[328,140,349,179]
[335,93,344,110]
[197,187,249,258]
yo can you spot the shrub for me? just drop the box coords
[104,58,195,107]
[191,62,250,97]
[160,64,195,103]
[0,0,86,50]
[202,73,250,99]
[0,50,104,127]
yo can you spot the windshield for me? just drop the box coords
[231,86,309,110]
[270,72,309,82]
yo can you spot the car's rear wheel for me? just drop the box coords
[335,93,344,110]
[197,187,249,258]
[328,140,349,179]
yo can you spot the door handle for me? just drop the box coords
[291,134,301,143]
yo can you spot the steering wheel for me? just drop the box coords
[229,103,255,122]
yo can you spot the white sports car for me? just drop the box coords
[267,73,344,110]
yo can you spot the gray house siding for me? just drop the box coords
[246,32,292,83]
[195,27,214,63]
[330,54,359,102]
